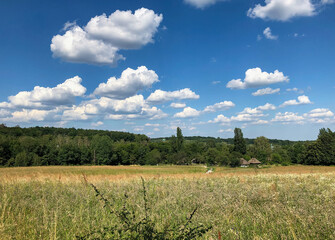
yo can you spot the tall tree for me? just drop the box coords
[233,128,246,155]
[176,127,184,151]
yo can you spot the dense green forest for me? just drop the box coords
[0,123,334,167]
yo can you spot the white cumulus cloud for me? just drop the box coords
[280,95,312,107]
[208,114,231,124]
[203,101,235,113]
[147,88,199,104]
[247,0,316,21]
[252,87,280,96]
[304,108,334,119]
[257,103,276,111]
[93,66,159,99]
[2,109,61,123]
[227,68,289,89]
[51,8,163,66]
[174,107,201,118]
[0,76,86,109]
[263,27,278,40]
[272,112,304,123]
[63,95,167,121]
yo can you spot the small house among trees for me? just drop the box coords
[248,158,261,167]
[240,158,249,167]
[240,158,261,167]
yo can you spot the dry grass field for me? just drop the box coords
[1,165,335,239]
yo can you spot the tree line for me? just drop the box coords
[0,124,334,167]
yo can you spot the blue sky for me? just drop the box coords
[0,0,334,140]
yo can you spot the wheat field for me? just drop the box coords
[1,165,335,239]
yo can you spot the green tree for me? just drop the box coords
[205,148,219,166]
[304,142,323,165]
[272,146,291,165]
[254,136,272,163]
[91,135,113,165]
[219,143,230,166]
[170,135,178,153]
[176,127,184,151]
[233,128,246,155]
[145,149,161,165]
[14,151,29,166]
[317,128,335,165]
[288,143,306,164]
[229,151,242,167]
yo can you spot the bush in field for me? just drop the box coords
[77,178,211,240]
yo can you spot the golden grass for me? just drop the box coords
[1,165,335,183]
[1,165,335,239]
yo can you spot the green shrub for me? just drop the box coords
[77,178,212,240]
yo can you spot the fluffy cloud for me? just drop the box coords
[63,95,146,120]
[247,0,316,21]
[2,109,61,123]
[174,107,201,118]
[270,109,334,125]
[226,68,289,89]
[231,108,266,122]
[63,95,168,121]
[305,108,334,118]
[280,95,312,107]
[51,27,124,66]
[257,103,276,111]
[203,101,235,113]
[247,0,334,21]
[209,103,275,125]
[263,27,278,40]
[147,88,199,104]
[105,106,168,120]
[272,112,304,123]
[62,106,92,121]
[51,8,163,66]
[208,114,231,124]
[85,9,163,49]
[170,103,186,108]
[252,87,280,96]
[93,66,159,99]
[184,0,227,9]
[0,76,86,109]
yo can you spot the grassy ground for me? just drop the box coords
[1,165,335,239]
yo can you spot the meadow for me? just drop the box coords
[1,165,335,239]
